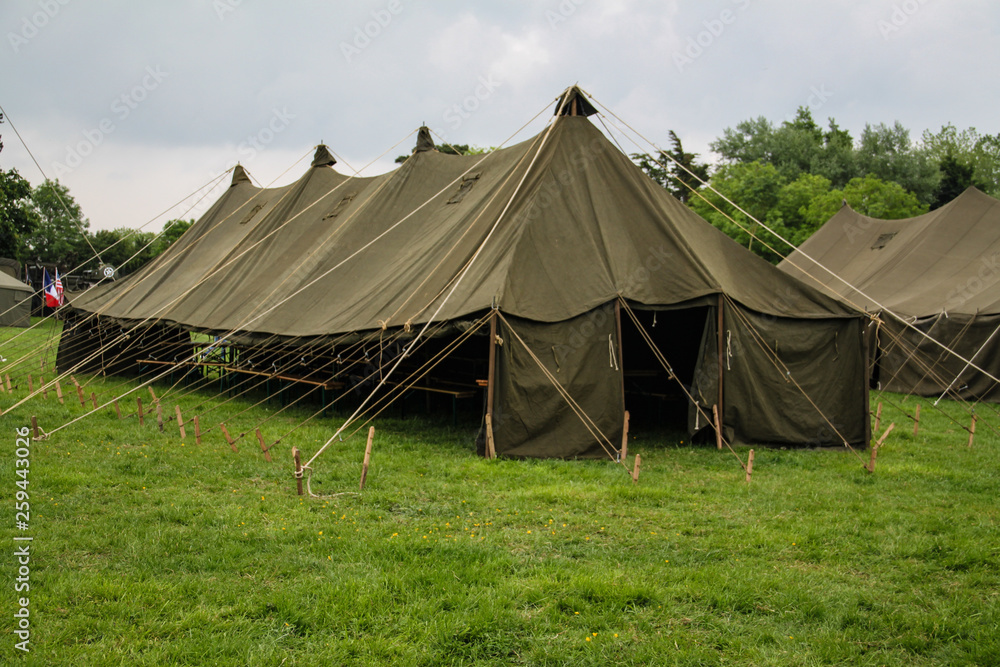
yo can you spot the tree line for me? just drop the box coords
[0,113,191,279]
[633,108,1000,263]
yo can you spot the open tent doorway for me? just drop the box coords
[619,303,715,440]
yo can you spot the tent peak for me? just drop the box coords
[413,126,435,153]
[553,85,598,117]
[311,144,337,168]
[230,164,252,187]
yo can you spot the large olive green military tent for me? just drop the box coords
[779,186,1000,402]
[58,87,870,457]
[0,271,32,327]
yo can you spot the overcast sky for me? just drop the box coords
[2,0,998,233]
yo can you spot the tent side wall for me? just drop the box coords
[0,287,31,327]
[878,313,1000,402]
[692,301,869,447]
[489,305,624,459]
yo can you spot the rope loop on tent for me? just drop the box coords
[404,319,412,333]
[378,320,388,330]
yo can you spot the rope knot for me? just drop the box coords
[404,319,412,333]
[377,320,388,331]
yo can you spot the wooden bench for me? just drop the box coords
[388,381,479,425]
[138,359,230,386]
[225,366,343,410]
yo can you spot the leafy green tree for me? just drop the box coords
[933,154,978,208]
[632,131,710,204]
[803,175,928,227]
[711,108,856,188]
[772,173,834,245]
[93,218,194,277]
[24,180,93,269]
[922,124,1000,198]
[0,113,38,261]
[854,122,938,205]
[0,168,37,261]
[689,161,794,263]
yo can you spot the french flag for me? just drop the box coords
[44,268,64,307]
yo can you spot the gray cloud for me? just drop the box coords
[1,0,998,231]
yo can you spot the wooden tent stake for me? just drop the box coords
[193,415,201,444]
[148,385,158,403]
[176,406,186,439]
[0,379,5,393]
[90,392,98,410]
[968,414,977,448]
[868,422,895,472]
[360,426,375,490]
[55,379,64,405]
[745,449,755,483]
[114,399,121,419]
[27,376,33,393]
[912,404,920,436]
[5,374,11,392]
[137,397,144,426]
[156,403,164,432]
[220,423,237,451]
[874,402,882,433]
[31,416,38,439]
[484,413,496,459]
[76,384,85,407]
[713,405,723,450]
[876,422,895,448]
[70,375,79,387]
[256,428,271,462]
[621,410,630,460]
[867,443,878,473]
[293,446,303,496]
[631,453,642,484]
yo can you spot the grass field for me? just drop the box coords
[1,319,999,665]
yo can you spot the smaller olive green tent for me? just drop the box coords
[779,187,1000,402]
[0,272,32,327]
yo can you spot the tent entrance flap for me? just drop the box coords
[618,305,712,435]
[490,304,624,459]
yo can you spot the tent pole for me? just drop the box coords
[485,310,497,459]
[615,299,625,401]
[716,294,725,429]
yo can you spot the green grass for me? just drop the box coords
[1,319,999,665]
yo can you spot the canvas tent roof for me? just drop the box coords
[73,116,857,337]
[779,187,1000,317]
[61,90,870,456]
